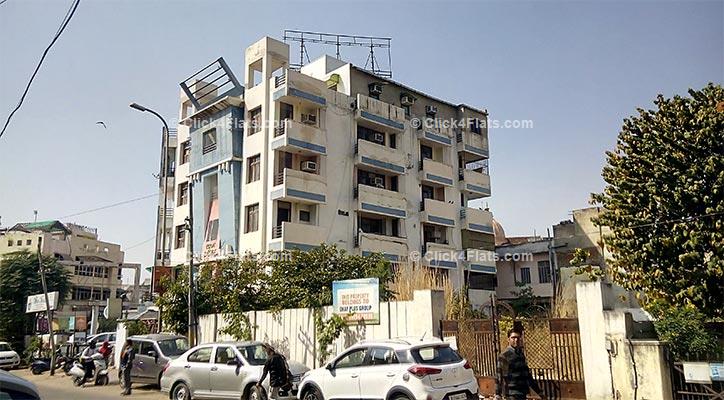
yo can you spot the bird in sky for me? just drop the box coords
[96,121,107,129]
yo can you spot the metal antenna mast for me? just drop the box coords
[283,30,393,78]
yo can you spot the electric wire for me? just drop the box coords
[0,0,81,140]
[58,192,158,219]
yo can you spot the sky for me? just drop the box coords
[1,0,722,282]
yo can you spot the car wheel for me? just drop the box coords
[303,387,324,400]
[247,385,265,400]
[173,382,190,400]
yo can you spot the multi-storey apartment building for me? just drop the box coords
[152,126,177,292]
[0,220,141,325]
[163,36,496,300]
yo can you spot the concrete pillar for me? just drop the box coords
[576,281,613,400]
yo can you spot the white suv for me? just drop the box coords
[297,338,478,400]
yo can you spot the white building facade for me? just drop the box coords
[163,36,496,297]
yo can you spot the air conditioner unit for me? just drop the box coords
[301,161,318,173]
[400,94,415,106]
[425,105,438,115]
[373,133,384,143]
[369,82,384,96]
[301,113,317,125]
[373,177,385,188]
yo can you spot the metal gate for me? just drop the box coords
[441,317,585,399]
[671,362,724,399]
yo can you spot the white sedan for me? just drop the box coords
[161,341,308,400]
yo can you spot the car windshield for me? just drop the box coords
[0,344,11,351]
[410,345,463,365]
[157,338,189,357]
[237,344,269,366]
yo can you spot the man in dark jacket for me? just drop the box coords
[495,329,546,400]
[119,339,135,396]
[256,345,290,399]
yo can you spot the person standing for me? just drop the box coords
[495,329,546,400]
[119,339,135,396]
[255,345,291,399]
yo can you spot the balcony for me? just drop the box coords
[417,124,454,147]
[459,168,491,199]
[456,130,489,161]
[270,168,327,204]
[356,184,407,218]
[423,242,459,269]
[269,221,325,251]
[460,207,494,234]
[420,198,457,227]
[272,70,327,107]
[355,140,407,175]
[271,119,327,155]
[419,159,454,187]
[358,232,408,262]
[355,94,405,132]
[464,249,497,273]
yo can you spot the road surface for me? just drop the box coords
[8,367,166,400]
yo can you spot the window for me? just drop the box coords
[16,240,22,246]
[361,217,385,235]
[245,204,259,233]
[357,126,385,146]
[247,155,261,183]
[139,342,155,357]
[411,346,462,365]
[215,346,236,364]
[334,348,368,369]
[368,347,398,365]
[175,225,186,249]
[237,344,268,366]
[402,105,410,117]
[421,185,435,200]
[299,210,310,222]
[181,141,191,164]
[178,182,189,206]
[520,267,531,284]
[207,219,219,241]
[389,134,396,149]
[538,260,552,284]
[249,107,262,135]
[26,239,32,245]
[391,219,399,237]
[420,144,433,160]
[468,271,496,290]
[187,347,212,363]
[202,129,217,154]
[7,240,12,247]
[470,118,483,134]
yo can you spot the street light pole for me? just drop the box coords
[129,103,170,292]
[37,240,56,376]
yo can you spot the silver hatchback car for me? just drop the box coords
[160,341,309,400]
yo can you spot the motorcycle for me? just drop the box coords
[30,350,66,375]
[68,353,109,386]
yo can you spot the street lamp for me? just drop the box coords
[129,103,196,345]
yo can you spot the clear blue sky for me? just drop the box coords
[1,0,722,281]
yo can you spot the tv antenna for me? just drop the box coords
[283,30,393,78]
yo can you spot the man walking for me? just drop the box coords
[119,339,135,396]
[256,345,291,399]
[495,329,546,400]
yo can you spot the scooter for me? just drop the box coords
[69,353,109,386]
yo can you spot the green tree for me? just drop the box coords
[0,251,71,352]
[592,83,724,318]
[155,266,212,335]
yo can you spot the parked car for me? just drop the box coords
[86,332,116,346]
[0,369,40,400]
[160,341,309,400]
[297,338,478,400]
[125,334,189,387]
[0,342,21,370]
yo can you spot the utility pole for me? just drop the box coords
[185,180,196,346]
[37,240,56,375]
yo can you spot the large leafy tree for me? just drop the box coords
[592,83,724,318]
[0,251,72,351]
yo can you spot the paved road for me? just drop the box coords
[9,367,166,400]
